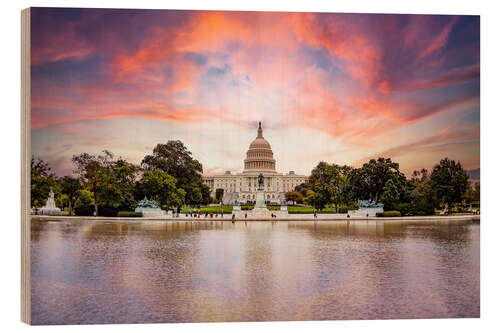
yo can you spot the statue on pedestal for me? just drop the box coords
[358,199,384,209]
[39,187,61,215]
[350,199,384,217]
[233,199,241,212]
[136,196,159,209]
[258,173,264,190]
[135,196,166,217]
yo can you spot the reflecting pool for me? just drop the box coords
[31,219,479,324]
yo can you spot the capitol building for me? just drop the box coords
[203,122,308,204]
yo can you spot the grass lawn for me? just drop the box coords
[180,205,344,214]
[287,206,339,214]
[181,206,233,214]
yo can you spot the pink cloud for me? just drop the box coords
[30,10,480,176]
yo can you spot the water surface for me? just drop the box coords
[31,219,480,324]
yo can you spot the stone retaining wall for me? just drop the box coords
[31,214,480,224]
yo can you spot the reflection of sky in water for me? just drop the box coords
[30,220,480,324]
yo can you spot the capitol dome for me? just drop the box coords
[243,122,276,174]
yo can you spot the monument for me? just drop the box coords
[232,200,241,213]
[251,173,270,216]
[39,187,61,215]
[279,199,288,217]
[135,197,168,217]
[348,199,384,217]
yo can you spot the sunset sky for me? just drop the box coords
[31,8,480,177]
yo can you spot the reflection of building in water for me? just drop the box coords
[203,122,308,204]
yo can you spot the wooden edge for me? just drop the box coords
[21,7,31,325]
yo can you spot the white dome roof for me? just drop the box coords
[243,122,276,174]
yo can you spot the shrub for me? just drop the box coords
[338,207,348,214]
[347,202,359,210]
[117,211,143,217]
[395,202,435,216]
[74,203,94,216]
[376,210,401,217]
[99,205,120,217]
[395,203,412,216]
[412,202,435,216]
[286,206,338,214]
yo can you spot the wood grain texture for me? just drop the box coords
[21,7,31,325]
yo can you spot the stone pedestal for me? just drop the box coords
[135,207,168,217]
[134,197,168,218]
[253,190,269,212]
[232,204,243,218]
[246,189,270,217]
[347,207,383,217]
[254,190,266,209]
[279,205,288,217]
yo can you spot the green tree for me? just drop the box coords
[327,164,353,211]
[31,157,56,208]
[472,182,480,205]
[137,170,181,209]
[408,167,437,211]
[464,184,474,208]
[72,152,109,216]
[304,189,327,211]
[215,188,224,203]
[302,162,354,210]
[59,176,82,215]
[350,157,405,203]
[74,189,95,216]
[141,140,206,205]
[430,158,469,209]
[411,168,430,183]
[285,191,304,205]
[201,184,212,205]
[380,178,402,210]
[171,188,186,210]
[410,179,437,208]
[294,182,309,197]
[187,185,202,205]
[304,190,315,207]
[72,151,138,216]
[108,157,139,212]
[307,162,335,209]
[56,194,69,210]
